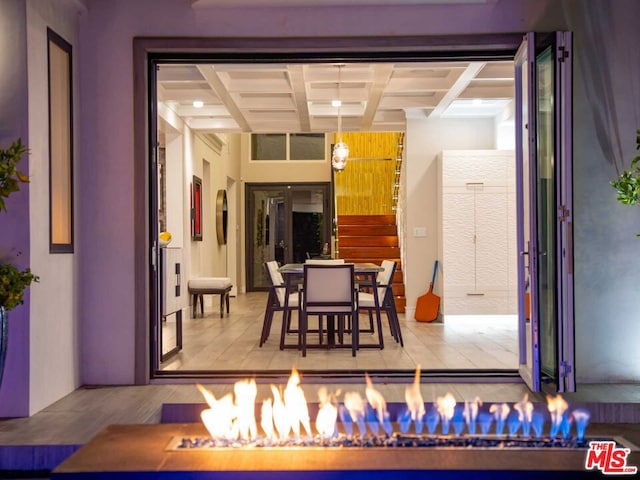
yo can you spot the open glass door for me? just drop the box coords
[515,32,575,392]
[246,183,331,290]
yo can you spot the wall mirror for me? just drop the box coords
[216,189,228,245]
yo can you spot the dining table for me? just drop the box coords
[278,262,384,349]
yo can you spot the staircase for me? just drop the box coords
[337,214,406,312]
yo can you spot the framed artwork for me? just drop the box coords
[191,175,202,241]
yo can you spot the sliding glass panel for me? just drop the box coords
[516,32,574,392]
[247,186,286,289]
[536,45,558,381]
[515,32,540,391]
[291,186,326,261]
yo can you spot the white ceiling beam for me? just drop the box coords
[385,77,455,92]
[186,117,240,131]
[287,65,311,132]
[197,65,252,132]
[380,93,441,109]
[361,64,395,130]
[457,85,514,99]
[428,61,485,118]
[174,105,230,117]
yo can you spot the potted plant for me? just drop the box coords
[0,138,38,387]
[611,129,640,235]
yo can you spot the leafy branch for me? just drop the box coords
[0,138,30,212]
[1,138,38,311]
[611,129,640,205]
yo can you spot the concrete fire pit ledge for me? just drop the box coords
[51,423,639,480]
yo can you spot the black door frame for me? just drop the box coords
[134,34,524,382]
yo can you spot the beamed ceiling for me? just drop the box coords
[157,60,514,134]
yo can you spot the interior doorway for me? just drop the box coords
[246,183,331,291]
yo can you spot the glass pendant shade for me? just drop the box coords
[332,141,349,171]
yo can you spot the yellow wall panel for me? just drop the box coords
[333,132,401,215]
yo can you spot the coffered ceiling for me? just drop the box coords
[157,60,514,134]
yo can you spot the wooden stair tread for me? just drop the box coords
[338,214,396,226]
[338,225,397,236]
[339,236,398,247]
[337,214,405,313]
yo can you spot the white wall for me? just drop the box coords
[25,0,81,415]
[404,115,496,318]
[239,134,332,184]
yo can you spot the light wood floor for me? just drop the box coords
[160,292,519,372]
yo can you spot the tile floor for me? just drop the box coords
[160,292,519,372]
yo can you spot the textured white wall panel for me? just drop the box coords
[440,150,516,315]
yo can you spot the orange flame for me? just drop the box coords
[365,373,389,423]
[234,379,258,440]
[546,394,568,426]
[435,392,456,422]
[514,394,534,423]
[316,387,338,439]
[405,365,425,421]
[344,391,367,434]
[260,398,275,440]
[197,384,238,440]
[489,402,510,422]
[463,397,482,424]
[283,368,312,438]
[270,384,291,440]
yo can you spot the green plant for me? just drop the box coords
[611,129,640,237]
[0,138,38,310]
[0,138,29,212]
[0,264,38,311]
[611,129,640,206]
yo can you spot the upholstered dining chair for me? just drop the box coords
[298,263,359,357]
[260,260,299,349]
[358,260,403,348]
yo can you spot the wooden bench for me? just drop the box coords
[188,277,232,318]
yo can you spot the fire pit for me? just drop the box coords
[52,369,639,480]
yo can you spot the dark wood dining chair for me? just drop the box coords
[260,260,299,349]
[298,263,359,357]
[358,260,403,347]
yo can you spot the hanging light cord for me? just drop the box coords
[337,65,342,142]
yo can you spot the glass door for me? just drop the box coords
[515,32,574,392]
[246,183,331,290]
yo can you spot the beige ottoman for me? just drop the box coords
[188,277,232,318]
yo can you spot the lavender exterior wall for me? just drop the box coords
[0,0,30,417]
[74,0,640,387]
[563,1,640,382]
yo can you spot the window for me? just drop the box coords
[251,133,326,161]
[47,28,74,253]
[290,133,325,160]
[251,134,286,160]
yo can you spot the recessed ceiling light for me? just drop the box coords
[193,100,204,108]
[331,99,342,108]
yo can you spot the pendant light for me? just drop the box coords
[332,64,349,171]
